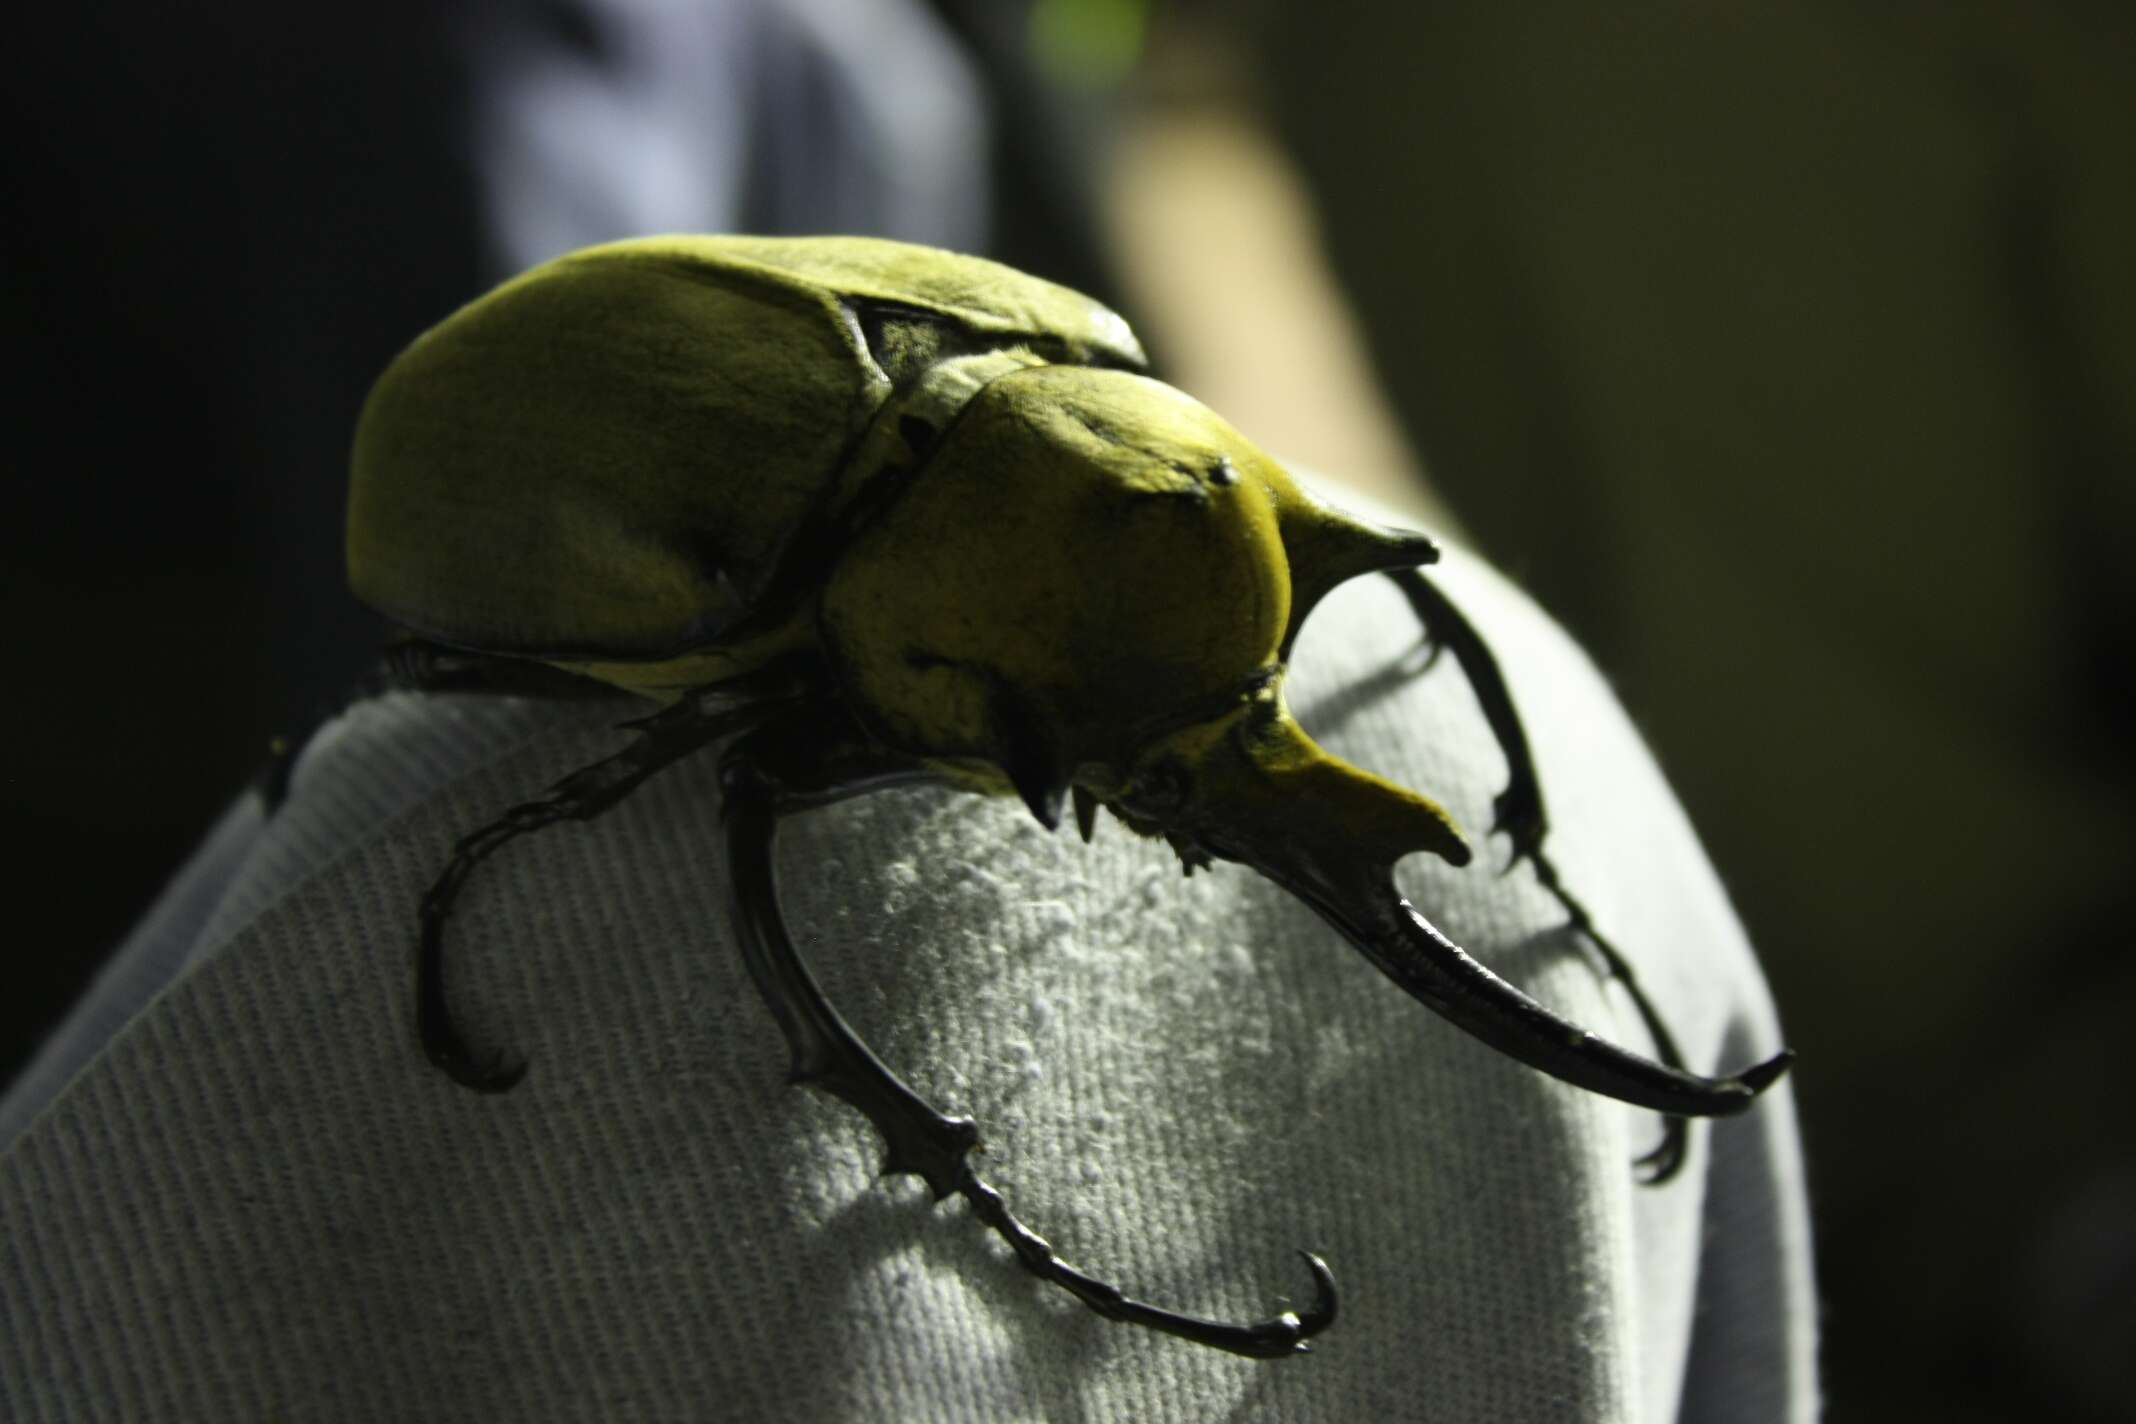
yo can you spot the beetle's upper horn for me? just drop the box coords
[1272,500,1441,657]
[1183,706,1791,1118]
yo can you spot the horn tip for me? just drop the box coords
[1396,529,1442,566]
[1736,1047,1795,1097]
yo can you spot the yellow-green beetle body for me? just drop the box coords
[351,236,1464,839]
[348,235,1788,1359]
[351,236,1142,688]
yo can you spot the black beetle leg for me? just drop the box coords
[719,726,1337,1358]
[1524,863,1694,1184]
[259,642,625,817]
[717,744,980,1193]
[375,638,631,701]
[418,667,807,1091]
[1385,566,1705,1183]
[1385,568,1545,865]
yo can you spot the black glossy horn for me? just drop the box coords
[1284,875,1791,1116]
[1176,695,1790,1117]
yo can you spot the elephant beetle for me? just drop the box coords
[347,235,1791,1358]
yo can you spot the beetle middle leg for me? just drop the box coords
[1385,567,1693,1182]
[717,716,1338,1359]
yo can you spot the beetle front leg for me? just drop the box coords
[717,751,982,1196]
[717,733,1337,1358]
[958,1178,1337,1358]
[1385,567,1545,864]
[1523,862,1693,1184]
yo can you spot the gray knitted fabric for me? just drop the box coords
[0,550,1817,1421]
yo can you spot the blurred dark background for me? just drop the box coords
[3,2,2131,1418]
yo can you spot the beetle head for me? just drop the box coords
[821,365,1794,1122]
[819,364,1466,866]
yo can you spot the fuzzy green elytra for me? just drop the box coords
[348,235,1789,1358]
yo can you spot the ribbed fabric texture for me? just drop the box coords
[0,550,1817,1421]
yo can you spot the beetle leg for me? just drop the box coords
[257,643,619,816]
[717,746,980,1193]
[374,638,626,701]
[1515,855,1696,1182]
[718,728,1337,1358]
[417,669,807,1091]
[1385,568,1545,865]
[1384,566,1706,1182]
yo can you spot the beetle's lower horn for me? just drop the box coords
[1184,705,1790,1117]
[1322,889,1789,1116]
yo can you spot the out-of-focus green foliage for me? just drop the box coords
[1029,0,1150,91]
